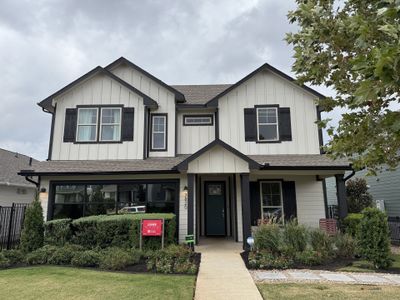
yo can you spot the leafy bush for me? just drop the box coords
[282,220,307,256]
[20,199,44,253]
[98,247,140,270]
[358,208,392,269]
[334,233,356,259]
[25,245,57,265]
[69,213,176,249]
[309,229,334,259]
[146,244,198,274]
[71,250,101,267]
[343,213,363,237]
[295,249,324,266]
[253,224,282,255]
[44,218,72,246]
[248,251,294,269]
[0,252,11,268]
[47,244,83,265]
[1,249,24,265]
[346,178,373,213]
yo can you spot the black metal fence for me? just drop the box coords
[327,205,338,219]
[388,218,400,243]
[0,203,29,250]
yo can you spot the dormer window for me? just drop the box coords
[76,108,98,142]
[256,107,279,142]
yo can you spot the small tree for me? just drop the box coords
[346,178,373,213]
[358,208,392,269]
[20,198,44,253]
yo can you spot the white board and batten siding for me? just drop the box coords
[218,70,321,155]
[176,110,215,154]
[250,174,325,228]
[51,74,145,160]
[187,145,249,174]
[110,64,176,157]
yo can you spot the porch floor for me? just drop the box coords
[194,238,262,300]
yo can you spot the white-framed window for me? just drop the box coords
[256,107,279,141]
[183,115,213,126]
[151,114,167,150]
[76,108,98,142]
[260,181,284,222]
[100,107,121,141]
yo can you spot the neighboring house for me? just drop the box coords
[19,57,352,247]
[326,168,400,218]
[0,148,38,206]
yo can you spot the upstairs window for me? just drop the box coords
[256,107,279,141]
[76,108,98,142]
[183,115,213,126]
[151,114,167,151]
[100,108,121,141]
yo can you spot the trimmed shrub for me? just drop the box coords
[70,213,176,249]
[295,249,324,266]
[99,247,140,270]
[0,252,11,268]
[20,199,44,253]
[25,245,57,265]
[253,224,282,255]
[71,250,101,267]
[343,213,363,237]
[334,233,356,259]
[146,244,198,274]
[47,244,83,265]
[282,220,307,256]
[248,251,294,269]
[1,249,24,265]
[44,218,72,246]
[346,178,373,213]
[309,229,334,260]
[358,208,392,269]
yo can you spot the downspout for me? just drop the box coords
[25,176,39,189]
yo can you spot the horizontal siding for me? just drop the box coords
[52,74,145,160]
[177,110,215,154]
[218,70,320,155]
[0,186,36,207]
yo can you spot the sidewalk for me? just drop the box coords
[251,269,400,285]
[195,238,263,300]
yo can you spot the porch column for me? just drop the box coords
[187,174,195,236]
[240,173,251,250]
[335,174,348,220]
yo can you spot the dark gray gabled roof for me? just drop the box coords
[0,148,39,187]
[38,67,158,113]
[171,84,232,105]
[18,156,190,176]
[249,154,352,170]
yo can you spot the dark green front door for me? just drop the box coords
[205,181,226,236]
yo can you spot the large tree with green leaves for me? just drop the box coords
[286,0,400,173]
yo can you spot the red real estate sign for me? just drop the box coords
[141,219,163,236]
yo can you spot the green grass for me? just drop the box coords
[337,254,400,273]
[257,283,400,300]
[0,266,195,300]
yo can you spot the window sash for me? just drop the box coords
[100,108,121,141]
[260,181,284,222]
[76,108,98,142]
[151,115,166,150]
[256,107,279,141]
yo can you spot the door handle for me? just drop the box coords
[222,209,225,219]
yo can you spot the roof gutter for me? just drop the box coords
[24,176,40,188]
[344,165,357,181]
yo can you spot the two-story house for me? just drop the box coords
[20,57,352,247]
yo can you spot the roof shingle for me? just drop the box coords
[171,84,232,105]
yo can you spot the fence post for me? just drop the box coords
[6,203,15,250]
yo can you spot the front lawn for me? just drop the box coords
[257,283,400,300]
[0,266,195,300]
[336,253,400,273]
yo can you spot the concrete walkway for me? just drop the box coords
[195,238,263,300]
[251,269,400,285]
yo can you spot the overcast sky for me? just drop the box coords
[0,0,341,160]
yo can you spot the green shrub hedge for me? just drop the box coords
[343,213,363,237]
[44,213,176,249]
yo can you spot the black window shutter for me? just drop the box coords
[244,108,257,141]
[279,107,292,141]
[121,107,134,141]
[282,181,297,221]
[250,181,261,226]
[63,108,77,142]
